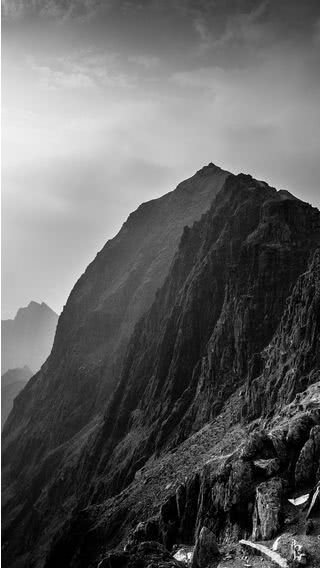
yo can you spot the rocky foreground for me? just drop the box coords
[2,166,320,567]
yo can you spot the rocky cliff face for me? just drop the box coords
[2,168,320,568]
[245,247,320,419]
[92,174,319,497]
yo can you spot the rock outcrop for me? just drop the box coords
[192,527,220,568]
[245,247,320,419]
[295,426,320,488]
[252,477,285,541]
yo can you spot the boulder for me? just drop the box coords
[241,430,275,461]
[295,425,320,488]
[252,477,285,540]
[192,527,220,568]
[286,415,315,449]
[273,534,319,566]
[291,539,308,565]
[253,458,281,477]
[125,519,160,551]
[172,545,193,566]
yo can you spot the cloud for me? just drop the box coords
[27,50,133,91]
[38,66,96,90]
[1,0,107,21]
[128,54,160,68]
[216,1,269,45]
[192,1,270,53]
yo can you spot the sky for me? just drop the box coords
[2,0,320,318]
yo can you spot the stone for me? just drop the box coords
[295,425,320,488]
[173,545,193,566]
[291,539,308,565]
[286,415,315,449]
[252,478,285,541]
[125,519,160,551]
[272,533,320,566]
[253,458,281,477]
[192,527,220,568]
[241,430,275,461]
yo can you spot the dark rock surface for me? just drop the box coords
[245,248,320,419]
[2,166,320,568]
[192,527,220,568]
[252,477,285,541]
[295,425,320,488]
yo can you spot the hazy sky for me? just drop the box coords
[2,0,320,318]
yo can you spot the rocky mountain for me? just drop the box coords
[2,167,320,568]
[2,164,228,456]
[1,366,33,429]
[1,301,58,375]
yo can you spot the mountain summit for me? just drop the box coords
[2,166,320,568]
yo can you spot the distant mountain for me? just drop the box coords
[1,301,58,374]
[1,366,33,428]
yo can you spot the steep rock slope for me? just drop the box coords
[91,174,320,497]
[44,185,320,568]
[1,366,33,428]
[2,171,319,568]
[1,301,58,375]
[245,248,320,418]
[2,165,228,484]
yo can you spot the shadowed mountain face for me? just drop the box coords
[88,174,320,497]
[2,168,320,568]
[1,301,58,375]
[1,366,33,429]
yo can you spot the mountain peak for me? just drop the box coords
[196,162,222,176]
[1,300,58,375]
[26,300,53,312]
